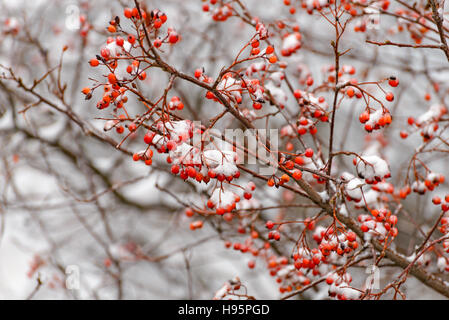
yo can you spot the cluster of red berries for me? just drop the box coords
[172,154,241,186]
[296,116,318,136]
[432,194,449,213]
[409,173,444,196]
[189,220,204,231]
[394,7,429,45]
[266,154,310,188]
[324,64,356,84]
[359,110,392,133]
[397,185,412,199]
[300,0,334,15]
[440,214,449,253]
[224,232,267,260]
[132,148,153,166]
[353,155,391,185]
[125,60,147,81]
[358,208,398,240]
[206,74,269,112]
[202,1,233,22]
[403,105,447,142]
[168,96,184,111]
[292,247,324,271]
[193,68,213,84]
[371,181,395,194]
[264,255,313,293]
[3,17,20,36]
[206,190,240,215]
[280,32,302,57]
[83,7,178,121]
[293,91,329,122]
[79,14,90,38]
[314,227,359,257]
[326,272,360,300]
[440,215,449,234]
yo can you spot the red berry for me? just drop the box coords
[138,71,147,80]
[253,102,262,110]
[169,32,179,44]
[347,87,355,97]
[128,35,136,44]
[116,36,124,46]
[127,122,136,132]
[292,170,302,180]
[154,38,162,48]
[194,69,202,79]
[346,232,356,242]
[124,8,133,19]
[294,156,305,165]
[359,112,370,123]
[171,165,180,175]
[266,221,274,229]
[388,78,399,87]
[89,58,100,67]
[154,19,162,29]
[144,133,154,144]
[400,131,408,139]
[306,76,314,86]
[101,48,110,59]
[251,39,259,48]
[386,92,394,102]
[305,148,313,158]
[432,196,442,205]
[108,73,117,84]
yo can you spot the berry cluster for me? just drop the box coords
[314,227,359,258]
[402,104,447,142]
[358,208,398,240]
[326,272,361,300]
[359,109,392,133]
[354,155,391,184]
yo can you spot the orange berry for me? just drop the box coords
[386,92,394,102]
[347,87,355,97]
[89,58,100,67]
[107,25,116,33]
[292,170,302,180]
[108,73,117,84]
[281,174,290,183]
[124,8,133,19]
[269,55,278,64]
[138,71,147,80]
